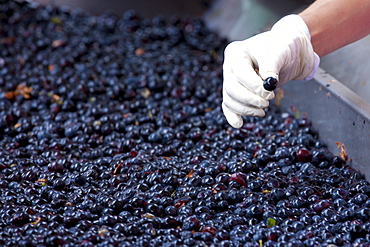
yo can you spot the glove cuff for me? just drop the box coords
[272,14,311,38]
[303,52,320,81]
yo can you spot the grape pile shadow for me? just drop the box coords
[0,1,370,246]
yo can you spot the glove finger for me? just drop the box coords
[257,37,295,86]
[222,102,243,128]
[224,70,271,108]
[230,54,275,101]
[258,54,283,89]
[223,88,266,117]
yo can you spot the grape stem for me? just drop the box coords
[254,69,264,81]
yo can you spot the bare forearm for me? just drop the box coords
[299,0,370,57]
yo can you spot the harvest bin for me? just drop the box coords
[279,69,370,180]
[37,0,370,179]
[3,1,370,246]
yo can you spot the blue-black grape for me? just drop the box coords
[263,77,278,91]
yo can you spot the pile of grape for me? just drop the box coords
[0,1,369,246]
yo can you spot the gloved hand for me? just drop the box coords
[222,14,320,128]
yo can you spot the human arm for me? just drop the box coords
[299,0,370,57]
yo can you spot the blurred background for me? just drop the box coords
[32,0,215,19]
[31,0,308,41]
[31,0,370,103]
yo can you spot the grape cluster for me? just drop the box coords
[0,1,369,246]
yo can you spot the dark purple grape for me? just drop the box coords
[263,77,278,91]
[311,199,331,213]
[229,172,247,186]
[10,213,30,227]
[296,148,312,162]
[52,179,66,191]
[182,215,200,231]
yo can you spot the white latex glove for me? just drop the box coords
[222,14,320,128]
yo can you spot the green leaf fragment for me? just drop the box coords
[267,217,276,228]
[50,16,62,25]
[295,110,300,119]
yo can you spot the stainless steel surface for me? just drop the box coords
[279,68,370,178]
[320,36,370,104]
